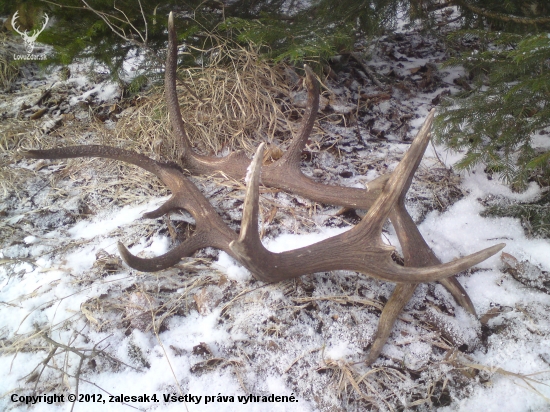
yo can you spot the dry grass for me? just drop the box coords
[0,118,44,198]
[447,351,550,403]
[115,35,297,163]
[1,35,302,209]
[0,32,20,91]
[0,3,361,215]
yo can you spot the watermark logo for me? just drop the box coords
[11,11,49,60]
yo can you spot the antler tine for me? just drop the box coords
[389,149,477,315]
[275,65,319,167]
[22,145,239,272]
[353,110,435,239]
[342,109,505,283]
[117,236,208,272]
[261,67,385,208]
[166,12,190,153]
[365,284,417,365]
[142,197,181,219]
[364,271,476,365]
[237,143,265,242]
[165,12,251,178]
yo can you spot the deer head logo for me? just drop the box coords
[11,11,49,54]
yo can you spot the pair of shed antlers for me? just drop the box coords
[23,13,504,364]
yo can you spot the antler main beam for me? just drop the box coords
[21,11,506,365]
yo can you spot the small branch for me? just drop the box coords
[70,355,86,412]
[42,335,86,358]
[40,0,85,10]
[44,364,142,410]
[453,1,550,25]
[80,0,142,48]
[112,1,146,45]
[41,0,201,103]
[138,0,148,45]
[350,52,385,88]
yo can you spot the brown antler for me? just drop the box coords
[22,141,501,282]
[229,136,503,284]
[163,10,482,362]
[21,11,505,364]
[164,10,474,308]
[22,145,239,271]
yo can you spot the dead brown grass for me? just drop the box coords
[0,32,20,91]
[1,35,301,207]
[115,35,295,162]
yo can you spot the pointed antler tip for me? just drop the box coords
[256,142,266,154]
[423,108,436,126]
[117,241,152,272]
[247,143,265,182]
[117,241,129,255]
[302,65,318,93]
[168,11,174,27]
[117,241,137,268]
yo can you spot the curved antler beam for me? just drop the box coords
[23,145,239,272]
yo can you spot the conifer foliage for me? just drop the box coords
[434,31,550,187]
[434,1,550,190]
[431,0,550,237]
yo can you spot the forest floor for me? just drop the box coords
[1,7,549,412]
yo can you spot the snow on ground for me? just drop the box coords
[1,9,550,412]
